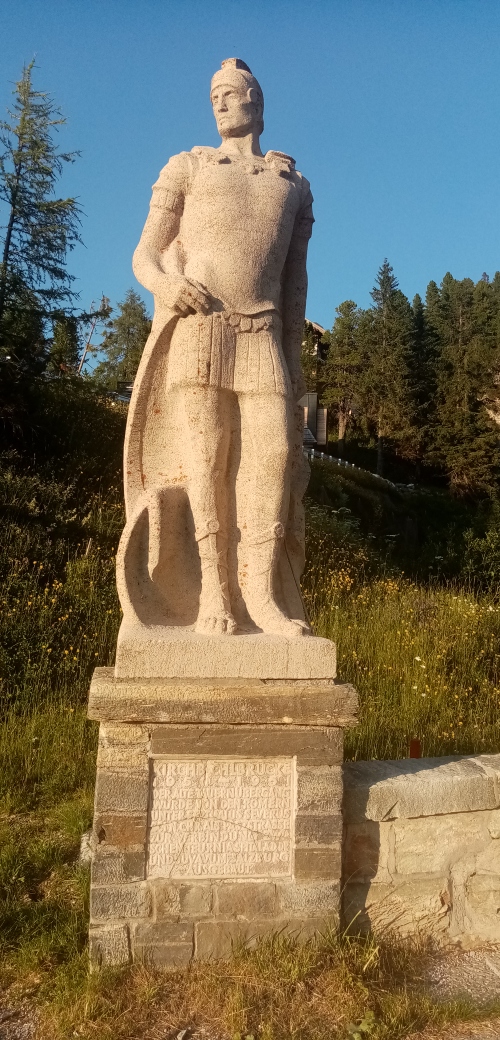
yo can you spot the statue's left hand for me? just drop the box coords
[171,276,212,316]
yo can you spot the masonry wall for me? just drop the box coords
[342,754,500,945]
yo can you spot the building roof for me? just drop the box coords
[305,319,326,336]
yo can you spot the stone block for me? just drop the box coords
[488,811,500,839]
[180,884,213,916]
[95,771,149,814]
[90,883,150,921]
[283,917,332,940]
[89,669,358,728]
[91,847,145,884]
[151,881,181,919]
[295,814,342,847]
[135,943,193,968]
[89,924,131,966]
[277,880,340,917]
[148,758,293,880]
[296,765,343,814]
[133,921,193,944]
[475,836,500,874]
[343,755,500,823]
[99,722,150,747]
[194,917,328,960]
[150,725,343,763]
[94,813,147,848]
[343,877,451,937]
[194,919,276,960]
[294,846,341,880]
[152,882,214,918]
[343,821,393,883]
[216,882,276,918]
[393,813,488,875]
[115,628,338,681]
[466,874,500,940]
[96,745,148,771]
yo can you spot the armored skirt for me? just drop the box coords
[165,310,291,397]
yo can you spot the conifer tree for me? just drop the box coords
[322,300,363,455]
[92,289,151,389]
[48,313,80,373]
[0,61,82,376]
[361,260,415,474]
[407,293,439,459]
[426,273,500,494]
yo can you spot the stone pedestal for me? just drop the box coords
[87,668,357,967]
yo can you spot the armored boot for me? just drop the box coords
[195,520,236,635]
[242,522,310,638]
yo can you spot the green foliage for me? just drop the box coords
[0,380,125,733]
[0,61,82,365]
[0,269,46,385]
[363,261,416,473]
[48,312,80,373]
[0,797,91,980]
[426,273,500,494]
[318,262,500,496]
[303,466,500,761]
[91,289,151,389]
[322,300,363,454]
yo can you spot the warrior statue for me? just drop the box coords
[115,58,314,664]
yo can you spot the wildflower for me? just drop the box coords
[412,685,418,690]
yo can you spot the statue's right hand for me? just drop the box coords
[166,277,211,316]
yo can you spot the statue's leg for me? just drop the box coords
[238,392,310,638]
[183,385,236,635]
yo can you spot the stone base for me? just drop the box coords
[342,755,500,945]
[88,671,357,967]
[114,623,337,679]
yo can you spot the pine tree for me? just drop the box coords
[407,293,439,460]
[322,300,363,456]
[361,260,415,475]
[426,273,500,494]
[0,62,82,375]
[48,313,80,373]
[0,269,46,379]
[92,290,151,389]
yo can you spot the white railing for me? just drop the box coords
[303,447,414,493]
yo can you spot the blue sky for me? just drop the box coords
[1,0,499,333]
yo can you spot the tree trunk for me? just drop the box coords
[377,410,384,476]
[337,407,348,457]
[0,180,19,330]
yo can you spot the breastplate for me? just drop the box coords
[178,160,301,314]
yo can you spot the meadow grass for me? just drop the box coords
[303,525,500,760]
[1,427,499,1037]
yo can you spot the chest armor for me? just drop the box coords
[178,157,302,313]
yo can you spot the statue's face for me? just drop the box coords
[210,81,260,138]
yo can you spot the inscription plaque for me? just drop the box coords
[148,758,293,879]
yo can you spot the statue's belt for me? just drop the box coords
[186,309,279,334]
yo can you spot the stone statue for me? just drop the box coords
[115,58,322,677]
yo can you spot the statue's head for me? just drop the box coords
[210,58,264,139]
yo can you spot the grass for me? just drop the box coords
[303,517,500,759]
[1,391,500,1037]
[0,845,486,1040]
